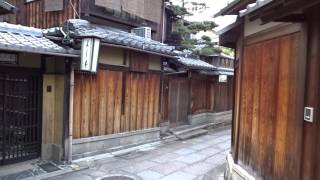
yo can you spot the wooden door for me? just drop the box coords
[237,31,305,179]
[168,77,189,127]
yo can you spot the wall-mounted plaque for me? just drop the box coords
[44,0,64,12]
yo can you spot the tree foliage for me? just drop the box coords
[169,1,234,57]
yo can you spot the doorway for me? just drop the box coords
[0,68,42,165]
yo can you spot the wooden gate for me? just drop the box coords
[0,68,42,165]
[168,77,189,127]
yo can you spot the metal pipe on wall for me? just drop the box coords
[68,64,75,162]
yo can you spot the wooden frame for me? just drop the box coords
[245,23,302,45]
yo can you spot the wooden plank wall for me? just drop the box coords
[73,69,160,139]
[191,75,234,114]
[237,32,303,180]
[191,77,211,113]
[301,9,320,180]
[25,0,79,28]
[167,76,189,126]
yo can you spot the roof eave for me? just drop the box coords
[218,19,243,48]
[214,0,256,17]
[0,45,80,58]
[101,42,176,59]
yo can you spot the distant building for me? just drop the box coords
[0,0,165,41]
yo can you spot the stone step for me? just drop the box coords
[175,129,208,141]
[170,124,208,136]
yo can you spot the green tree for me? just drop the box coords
[168,2,234,57]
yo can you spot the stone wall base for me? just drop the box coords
[225,154,256,180]
[72,128,160,159]
[188,110,232,126]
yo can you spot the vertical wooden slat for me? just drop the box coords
[124,73,131,132]
[98,70,107,136]
[73,72,81,139]
[81,73,90,138]
[136,74,144,130]
[153,75,160,127]
[130,73,138,130]
[90,75,99,136]
[106,71,115,134]
[113,72,123,134]
[147,74,155,128]
[142,74,150,129]
[273,35,290,179]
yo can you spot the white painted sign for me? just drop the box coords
[219,75,228,83]
[81,38,100,73]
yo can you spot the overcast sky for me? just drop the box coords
[170,0,237,31]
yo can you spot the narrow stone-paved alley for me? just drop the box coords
[48,127,231,180]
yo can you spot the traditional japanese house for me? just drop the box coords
[161,55,234,134]
[0,22,78,165]
[44,19,175,160]
[0,18,175,166]
[0,0,165,41]
[216,0,320,179]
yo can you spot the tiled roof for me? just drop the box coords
[239,0,273,17]
[199,69,234,76]
[0,22,78,56]
[45,19,175,56]
[176,56,216,70]
[0,0,16,14]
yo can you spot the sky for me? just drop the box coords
[170,0,237,31]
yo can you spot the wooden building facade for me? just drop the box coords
[0,0,164,41]
[217,0,320,180]
[162,56,234,132]
[0,18,175,165]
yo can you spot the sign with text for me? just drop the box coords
[81,38,100,73]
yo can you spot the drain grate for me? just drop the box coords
[38,162,61,173]
[100,175,135,180]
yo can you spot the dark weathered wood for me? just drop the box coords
[236,32,304,179]
[24,0,79,28]
[301,10,320,180]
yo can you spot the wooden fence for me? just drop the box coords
[73,69,160,139]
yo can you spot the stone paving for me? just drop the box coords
[47,127,231,180]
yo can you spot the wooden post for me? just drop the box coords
[301,10,320,180]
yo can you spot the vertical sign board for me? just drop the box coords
[81,38,100,73]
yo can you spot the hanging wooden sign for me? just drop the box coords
[80,38,100,73]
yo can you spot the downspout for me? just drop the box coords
[161,0,166,43]
[68,64,75,162]
[160,58,165,123]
